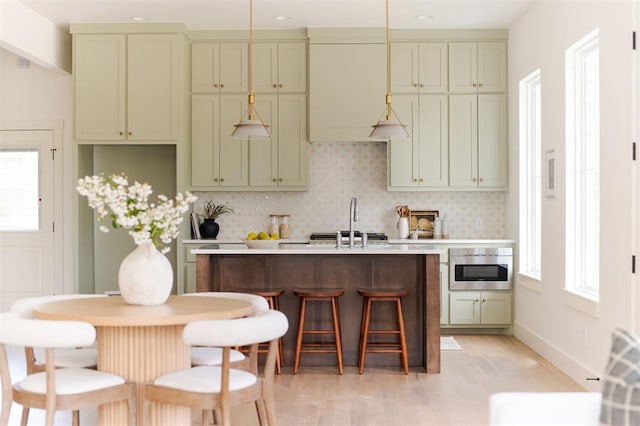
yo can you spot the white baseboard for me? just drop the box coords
[513,321,602,392]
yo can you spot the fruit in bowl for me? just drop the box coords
[243,231,279,249]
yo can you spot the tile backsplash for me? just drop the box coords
[193,142,505,240]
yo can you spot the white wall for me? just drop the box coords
[507,0,635,390]
[0,47,75,292]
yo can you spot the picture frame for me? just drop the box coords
[409,210,439,239]
[545,149,557,198]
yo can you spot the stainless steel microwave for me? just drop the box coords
[449,247,513,291]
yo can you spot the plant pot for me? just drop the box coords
[199,218,220,239]
[118,242,173,305]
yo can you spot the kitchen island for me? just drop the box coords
[193,243,441,373]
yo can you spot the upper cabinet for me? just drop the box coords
[448,42,506,93]
[309,42,386,142]
[253,42,307,93]
[391,42,448,94]
[192,43,248,93]
[74,33,181,143]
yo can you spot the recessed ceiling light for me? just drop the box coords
[130,16,148,22]
[272,15,291,21]
[415,15,434,20]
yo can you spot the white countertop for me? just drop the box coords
[191,243,445,255]
[183,238,515,245]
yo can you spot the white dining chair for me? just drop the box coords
[183,292,269,367]
[0,312,136,426]
[142,309,289,426]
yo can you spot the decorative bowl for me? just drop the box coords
[243,239,280,249]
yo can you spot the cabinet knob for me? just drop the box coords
[475,298,480,303]
[413,83,418,88]
[128,131,132,136]
[472,83,478,87]
[419,84,424,88]
[214,84,219,88]
[214,178,219,182]
[472,178,477,182]
[119,131,124,136]
[478,83,484,88]
[413,178,418,182]
[482,298,487,303]
[278,178,283,182]
[220,178,225,182]
[272,178,277,182]
[279,83,283,88]
[479,177,485,183]
[272,84,278,88]
[220,84,224,88]
[419,178,424,182]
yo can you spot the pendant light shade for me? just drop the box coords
[231,0,271,140]
[370,0,408,140]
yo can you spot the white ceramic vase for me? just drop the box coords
[397,217,409,239]
[118,242,173,306]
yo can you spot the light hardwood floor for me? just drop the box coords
[2,335,585,425]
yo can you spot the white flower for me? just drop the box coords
[77,173,197,253]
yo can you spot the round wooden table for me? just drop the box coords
[34,295,253,426]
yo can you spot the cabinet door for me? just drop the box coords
[440,262,449,325]
[249,95,278,186]
[191,95,220,186]
[277,95,308,187]
[477,42,506,93]
[449,291,481,324]
[253,43,278,93]
[478,94,508,188]
[219,96,249,186]
[219,43,248,93]
[480,291,512,325]
[192,43,220,93]
[391,43,419,93]
[448,42,478,93]
[388,95,419,187]
[127,34,179,140]
[74,34,126,141]
[418,43,447,93]
[278,42,307,93]
[449,94,478,187]
[418,95,448,187]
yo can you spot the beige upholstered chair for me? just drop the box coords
[0,312,136,426]
[142,309,288,426]
[184,292,269,367]
[10,295,107,373]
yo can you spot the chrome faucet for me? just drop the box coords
[349,197,359,247]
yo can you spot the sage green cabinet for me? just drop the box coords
[388,95,448,189]
[391,42,447,94]
[448,42,506,93]
[449,291,512,325]
[74,33,180,142]
[191,94,249,188]
[440,261,449,325]
[449,94,507,188]
[249,95,308,189]
[192,42,248,93]
[254,42,307,93]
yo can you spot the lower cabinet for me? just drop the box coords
[449,291,512,325]
[440,261,449,325]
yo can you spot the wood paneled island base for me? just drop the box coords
[195,247,441,373]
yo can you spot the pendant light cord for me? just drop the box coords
[248,0,255,119]
[385,0,392,120]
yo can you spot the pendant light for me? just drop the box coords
[370,0,408,140]
[231,0,271,139]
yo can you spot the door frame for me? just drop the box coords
[634,0,640,333]
[0,120,64,294]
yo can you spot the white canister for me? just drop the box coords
[397,217,409,239]
[433,217,442,239]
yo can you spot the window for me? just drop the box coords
[519,69,542,279]
[565,29,600,299]
[0,148,39,231]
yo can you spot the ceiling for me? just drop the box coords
[17,0,536,31]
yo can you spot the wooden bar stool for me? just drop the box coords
[293,288,345,375]
[237,288,285,374]
[357,288,409,375]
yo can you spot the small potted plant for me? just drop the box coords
[199,200,234,239]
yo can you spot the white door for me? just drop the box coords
[0,130,55,311]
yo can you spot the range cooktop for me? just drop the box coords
[309,231,388,243]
